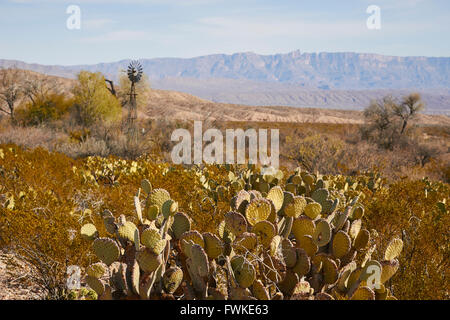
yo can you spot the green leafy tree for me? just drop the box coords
[72,71,122,126]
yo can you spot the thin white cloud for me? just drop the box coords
[83,18,115,30]
[80,30,152,43]
[9,0,222,5]
[194,16,432,39]
[362,0,428,10]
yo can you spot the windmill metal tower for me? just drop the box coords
[126,60,143,138]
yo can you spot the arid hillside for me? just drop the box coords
[3,69,448,126]
[143,88,450,126]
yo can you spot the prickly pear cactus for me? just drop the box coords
[79,169,403,300]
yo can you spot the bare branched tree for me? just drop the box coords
[0,68,23,122]
[393,92,425,134]
[21,72,59,105]
[105,79,117,96]
[363,95,398,148]
[362,93,426,149]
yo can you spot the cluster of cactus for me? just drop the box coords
[228,165,284,194]
[67,288,98,300]
[322,171,385,194]
[422,177,448,214]
[79,169,403,300]
[77,157,140,186]
[78,156,172,187]
[193,166,227,205]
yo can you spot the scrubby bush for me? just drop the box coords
[363,179,449,300]
[16,93,74,126]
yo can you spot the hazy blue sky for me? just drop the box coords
[0,0,449,65]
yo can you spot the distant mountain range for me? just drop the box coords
[1,51,449,114]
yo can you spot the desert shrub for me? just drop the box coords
[286,134,345,174]
[0,145,92,298]
[363,179,449,300]
[0,125,67,150]
[56,137,111,159]
[16,93,74,126]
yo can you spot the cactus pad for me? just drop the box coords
[163,267,183,294]
[292,248,311,277]
[234,232,258,253]
[380,259,399,284]
[224,211,247,236]
[81,223,98,241]
[252,279,270,300]
[292,216,315,241]
[231,190,251,212]
[86,275,105,296]
[190,244,209,277]
[253,220,276,248]
[231,256,256,289]
[266,186,284,212]
[145,204,159,221]
[351,206,365,220]
[311,188,329,206]
[384,238,403,261]
[332,231,352,259]
[117,221,138,244]
[354,229,370,251]
[180,230,204,256]
[282,246,298,268]
[284,196,307,218]
[349,219,362,239]
[162,199,178,219]
[136,249,162,273]
[141,228,166,254]
[304,202,322,220]
[86,262,108,278]
[141,179,152,194]
[93,238,120,266]
[313,219,332,247]
[147,188,171,212]
[351,286,375,300]
[203,232,224,259]
[298,235,319,257]
[314,254,338,284]
[245,199,272,226]
[172,212,191,239]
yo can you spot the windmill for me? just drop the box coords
[126,60,143,137]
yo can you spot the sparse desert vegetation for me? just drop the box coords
[0,68,448,300]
